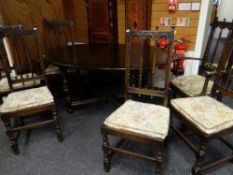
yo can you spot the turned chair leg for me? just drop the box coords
[192,139,208,175]
[102,134,111,172]
[155,143,163,175]
[1,116,19,154]
[52,107,64,142]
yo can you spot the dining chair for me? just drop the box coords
[44,19,80,112]
[43,19,77,74]
[170,18,233,97]
[0,26,63,154]
[170,32,233,174]
[0,24,23,103]
[101,29,174,174]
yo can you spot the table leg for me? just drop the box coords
[60,67,73,113]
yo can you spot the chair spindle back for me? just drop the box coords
[125,29,174,106]
[0,26,46,92]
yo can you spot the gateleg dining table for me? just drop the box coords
[49,44,168,112]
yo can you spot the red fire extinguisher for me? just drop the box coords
[158,37,169,49]
[173,40,188,75]
[158,37,169,70]
[168,0,177,13]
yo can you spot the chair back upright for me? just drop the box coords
[0,26,47,92]
[125,29,174,106]
[211,31,233,102]
[199,17,233,75]
[0,24,23,75]
[44,20,77,64]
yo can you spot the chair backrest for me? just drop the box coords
[199,17,233,74]
[211,30,233,102]
[0,24,23,74]
[44,20,77,63]
[0,26,46,92]
[125,29,174,106]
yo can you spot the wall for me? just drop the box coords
[218,0,233,21]
[117,0,201,50]
[151,0,201,50]
[117,0,125,44]
[217,0,233,37]
[63,0,89,43]
[0,0,64,54]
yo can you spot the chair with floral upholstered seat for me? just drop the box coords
[0,24,23,103]
[170,18,233,97]
[0,26,63,154]
[101,29,174,175]
[170,35,233,174]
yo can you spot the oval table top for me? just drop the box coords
[49,44,169,71]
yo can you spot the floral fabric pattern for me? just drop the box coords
[0,86,54,113]
[171,75,213,96]
[171,96,233,134]
[0,73,40,93]
[104,100,170,140]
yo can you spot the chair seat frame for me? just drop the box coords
[101,29,174,175]
[170,104,233,175]
[170,28,233,174]
[0,26,63,154]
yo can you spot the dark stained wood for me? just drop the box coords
[101,29,174,175]
[0,27,63,154]
[170,29,233,174]
[125,0,152,30]
[44,20,77,64]
[49,44,169,70]
[0,0,64,55]
[62,0,89,43]
[170,18,233,97]
[48,43,170,112]
[85,0,118,44]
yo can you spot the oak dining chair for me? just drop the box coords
[101,29,174,175]
[170,18,233,97]
[170,31,233,174]
[0,26,63,154]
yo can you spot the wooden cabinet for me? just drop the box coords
[125,0,152,30]
[85,0,117,44]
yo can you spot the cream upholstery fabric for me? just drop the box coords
[0,86,54,113]
[171,96,233,134]
[45,64,61,75]
[104,100,170,140]
[0,73,40,93]
[171,75,213,97]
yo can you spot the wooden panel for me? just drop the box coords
[153,0,201,3]
[125,0,151,30]
[151,11,200,19]
[117,0,125,44]
[152,19,199,28]
[151,0,201,51]
[63,0,89,43]
[0,0,64,55]
[86,0,111,43]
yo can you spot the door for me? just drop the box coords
[86,0,117,44]
[125,0,152,30]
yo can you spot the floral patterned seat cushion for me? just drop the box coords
[171,96,233,134]
[171,75,213,97]
[0,86,54,113]
[0,73,40,93]
[104,100,170,140]
[45,64,61,75]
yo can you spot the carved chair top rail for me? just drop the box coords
[0,26,46,92]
